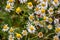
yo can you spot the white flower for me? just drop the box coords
[8,35,14,40]
[40,8,46,16]
[19,0,27,3]
[34,7,41,14]
[29,14,34,21]
[40,2,48,9]
[7,0,15,6]
[27,2,33,9]
[38,32,43,38]
[16,33,22,40]
[43,16,48,21]
[47,25,52,30]
[2,24,9,32]
[48,18,53,23]
[55,27,60,33]
[5,4,14,12]
[53,35,59,40]
[52,0,59,7]
[9,27,14,34]
[27,25,36,34]
[22,30,28,36]
[54,18,59,24]
[48,7,54,15]
[34,21,39,26]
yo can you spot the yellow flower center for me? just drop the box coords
[35,7,39,11]
[49,18,53,22]
[22,31,27,35]
[29,26,34,31]
[47,25,52,29]
[48,0,50,2]
[9,35,13,39]
[38,32,43,38]
[41,9,45,13]
[55,28,60,33]
[16,7,21,14]
[29,15,34,20]
[41,3,46,7]
[54,0,58,4]
[10,39,13,40]
[3,25,8,29]
[9,28,14,32]
[39,21,43,25]
[16,33,22,38]
[43,0,47,2]
[54,36,59,40]
[43,16,47,20]
[9,0,14,3]
[49,8,53,12]
[28,2,33,7]
[6,4,11,9]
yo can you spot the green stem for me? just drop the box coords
[44,33,55,39]
[30,36,38,39]
[25,36,27,40]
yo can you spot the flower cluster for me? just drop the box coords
[0,0,60,40]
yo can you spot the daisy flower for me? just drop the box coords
[2,24,9,32]
[55,27,60,33]
[38,32,43,38]
[40,8,46,16]
[29,14,34,21]
[40,2,48,9]
[48,18,53,23]
[27,25,36,34]
[19,0,27,3]
[16,33,22,40]
[55,27,60,38]
[8,35,14,40]
[53,35,59,40]
[27,2,33,9]
[22,30,28,36]
[43,16,48,21]
[9,27,14,34]
[47,25,52,30]
[16,7,22,14]
[34,7,40,14]
[34,21,40,26]
[5,4,14,12]
[7,0,15,6]
[52,0,59,7]
[48,7,54,15]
